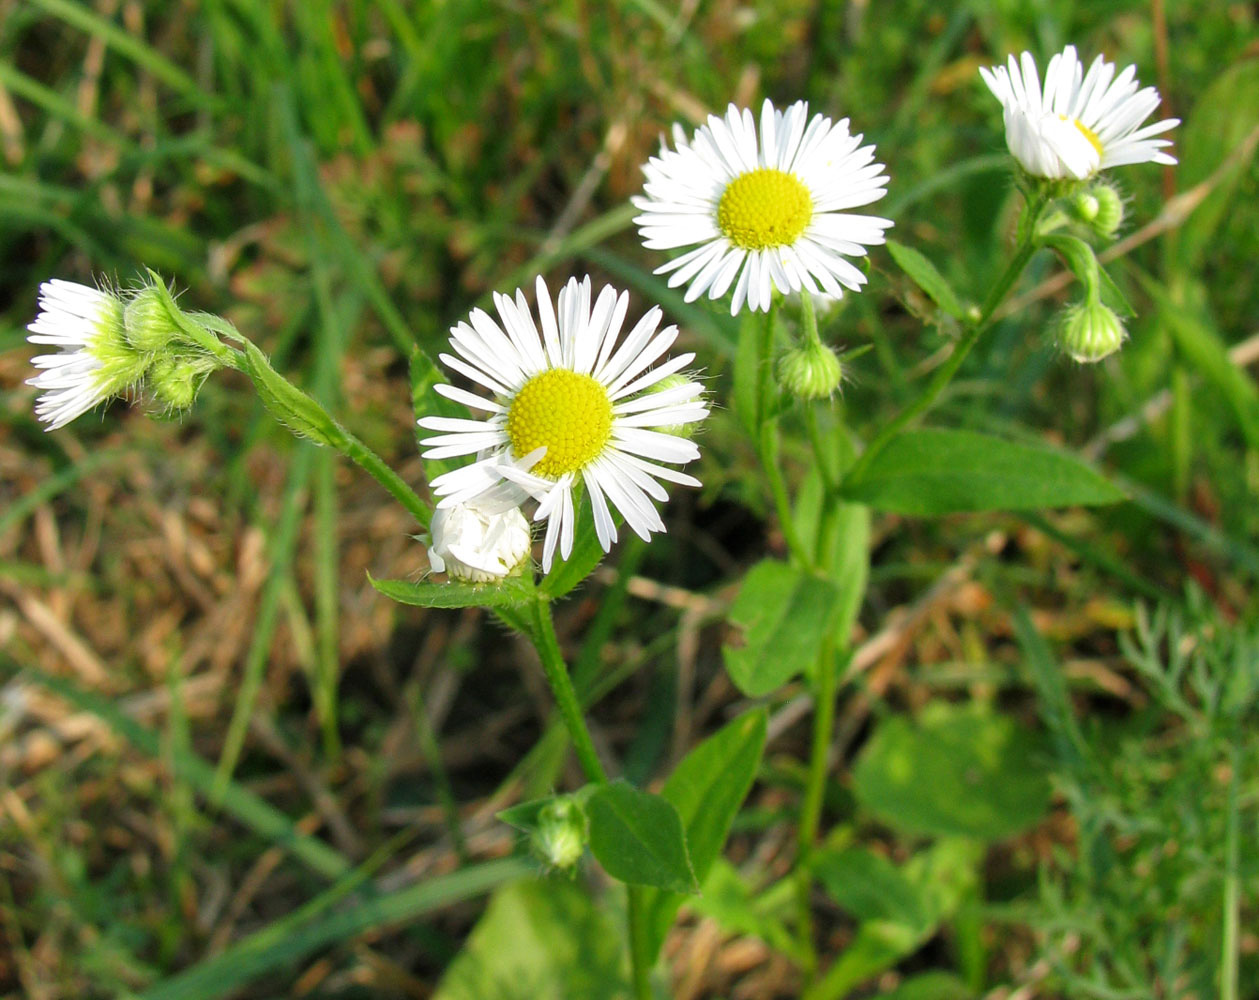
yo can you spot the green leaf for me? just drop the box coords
[880,973,974,1000]
[722,560,839,697]
[852,702,1052,839]
[1158,295,1259,454]
[369,572,534,609]
[239,339,340,448]
[434,880,627,1000]
[585,780,697,893]
[686,859,806,963]
[1175,60,1259,272]
[813,847,929,928]
[641,708,768,957]
[842,428,1125,514]
[887,239,964,319]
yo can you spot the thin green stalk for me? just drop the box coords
[843,194,1048,486]
[526,597,652,1000]
[757,300,811,567]
[1221,743,1240,1000]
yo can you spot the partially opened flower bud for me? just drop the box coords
[426,500,532,582]
[1058,298,1126,363]
[530,797,586,871]
[778,339,843,400]
[123,285,185,354]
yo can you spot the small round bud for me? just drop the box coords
[1090,183,1124,237]
[645,372,704,438]
[150,355,214,411]
[530,798,586,871]
[777,340,843,400]
[1057,299,1126,363]
[1071,192,1100,223]
[123,286,184,354]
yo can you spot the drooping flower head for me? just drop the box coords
[26,280,143,430]
[633,99,892,315]
[426,499,532,583]
[418,276,707,571]
[980,45,1178,181]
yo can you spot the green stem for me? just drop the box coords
[794,636,842,982]
[843,194,1048,486]
[526,598,652,1000]
[757,300,811,567]
[326,422,433,530]
[1221,742,1240,1000]
[527,598,606,783]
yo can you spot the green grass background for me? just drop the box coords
[1,1,1257,997]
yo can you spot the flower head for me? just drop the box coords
[427,499,532,582]
[778,339,843,400]
[633,99,892,315]
[980,45,1178,181]
[418,276,707,571]
[26,280,144,430]
[1057,298,1126,363]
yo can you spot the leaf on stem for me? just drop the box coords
[585,780,698,893]
[722,560,839,697]
[842,428,1124,514]
[368,572,534,609]
[887,240,964,319]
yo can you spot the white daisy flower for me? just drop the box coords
[27,279,139,431]
[418,276,707,572]
[427,499,532,583]
[980,45,1178,180]
[632,98,893,315]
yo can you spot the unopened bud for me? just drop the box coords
[123,286,184,354]
[530,797,586,870]
[150,355,215,412]
[777,340,843,400]
[1090,183,1124,237]
[645,372,705,438]
[1058,299,1126,363]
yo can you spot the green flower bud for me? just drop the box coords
[1057,299,1126,363]
[150,354,216,412]
[530,798,586,871]
[123,285,185,354]
[777,339,843,400]
[645,371,705,439]
[1071,191,1100,223]
[1090,182,1124,238]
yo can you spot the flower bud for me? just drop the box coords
[427,500,532,582]
[777,339,843,400]
[530,797,586,871]
[124,285,185,354]
[1090,182,1124,237]
[1057,299,1126,363]
[645,372,705,438]
[1071,191,1100,223]
[150,355,216,412]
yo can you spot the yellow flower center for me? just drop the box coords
[1061,115,1105,159]
[717,168,813,250]
[505,368,613,478]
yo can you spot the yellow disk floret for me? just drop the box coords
[506,368,613,478]
[1063,115,1105,158]
[717,168,813,250]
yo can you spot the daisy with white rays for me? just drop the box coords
[980,45,1178,181]
[632,98,893,315]
[27,279,139,430]
[418,276,708,572]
